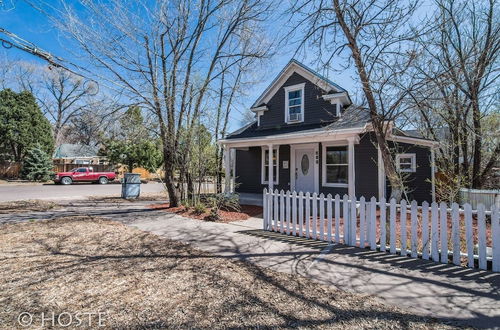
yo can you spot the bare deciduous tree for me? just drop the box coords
[36,0,274,206]
[408,0,499,190]
[291,0,423,200]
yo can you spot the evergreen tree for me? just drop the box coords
[21,145,54,182]
[0,89,54,162]
[100,106,162,172]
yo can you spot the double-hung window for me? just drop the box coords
[284,83,305,123]
[396,154,416,172]
[322,146,348,187]
[261,147,279,184]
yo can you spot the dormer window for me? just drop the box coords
[284,83,305,123]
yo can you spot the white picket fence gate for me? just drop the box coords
[262,189,500,272]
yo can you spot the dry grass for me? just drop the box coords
[0,217,461,329]
[88,192,168,203]
[0,200,58,214]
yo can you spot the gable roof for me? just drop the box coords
[53,144,99,158]
[251,59,349,108]
[226,105,370,140]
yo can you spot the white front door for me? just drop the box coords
[295,148,315,193]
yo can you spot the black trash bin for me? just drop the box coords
[121,173,141,199]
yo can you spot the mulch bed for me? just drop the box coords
[149,203,263,222]
[0,217,459,329]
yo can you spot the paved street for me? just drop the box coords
[0,182,166,202]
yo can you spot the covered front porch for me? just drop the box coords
[219,128,370,206]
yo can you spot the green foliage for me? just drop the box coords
[100,106,162,172]
[0,89,54,161]
[192,202,206,215]
[203,193,240,221]
[20,145,54,182]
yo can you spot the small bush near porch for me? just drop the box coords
[0,217,456,329]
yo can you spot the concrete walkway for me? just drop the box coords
[123,206,500,329]
[3,200,499,328]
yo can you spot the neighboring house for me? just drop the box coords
[219,60,438,205]
[53,144,107,165]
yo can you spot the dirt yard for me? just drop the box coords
[0,200,58,214]
[0,216,459,329]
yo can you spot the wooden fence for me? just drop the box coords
[52,163,115,173]
[459,188,500,211]
[263,189,500,272]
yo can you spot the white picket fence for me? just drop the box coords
[262,189,500,272]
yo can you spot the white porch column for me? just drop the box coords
[431,148,436,202]
[224,145,232,193]
[268,143,274,191]
[347,137,356,199]
[377,146,386,200]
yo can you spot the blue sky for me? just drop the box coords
[0,0,358,132]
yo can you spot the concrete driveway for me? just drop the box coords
[0,182,167,202]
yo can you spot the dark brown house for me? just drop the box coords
[219,60,437,205]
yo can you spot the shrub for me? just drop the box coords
[20,145,54,182]
[193,202,206,215]
[181,199,193,209]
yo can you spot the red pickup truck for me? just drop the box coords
[54,167,116,185]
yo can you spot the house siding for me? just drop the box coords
[235,145,291,194]
[386,140,432,203]
[259,72,339,128]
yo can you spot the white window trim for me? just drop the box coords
[261,146,279,185]
[396,153,416,173]
[322,142,349,188]
[284,83,305,124]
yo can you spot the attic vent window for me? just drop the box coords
[284,83,305,124]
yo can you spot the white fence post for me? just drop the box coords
[359,197,366,248]
[263,188,268,230]
[380,197,386,252]
[370,197,376,250]
[492,206,500,272]
[305,192,311,238]
[279,190,285,233]
[421,201,429,260]
[439,201,448,263]
[343,195,349,244]
[327,194,332,243]
[464,203,474,268]
[335,195,340,243]
[411,200,418,258]
[350,196,357,246]
[478,204,487,270]
[273,189,279,232]
[312,193,318,240]
[401,200,407,256]
[319,194,325,241]
[292,191,297,236]
[431,202,440,262]
[451,202,461,266]
[286,191,291,234]
[390,198,397,254]
[298,191,304,237]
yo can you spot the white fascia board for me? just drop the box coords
[387,134,439,148]
[250,105,268,112]
[252,62,342,108]
[322,92,350,106]
[219,126,365,147]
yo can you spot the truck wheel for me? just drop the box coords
[61,177,72,185]
[98,177,109,184]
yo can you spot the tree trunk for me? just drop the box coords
[471,100,482,188]
[163,146,179,207]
